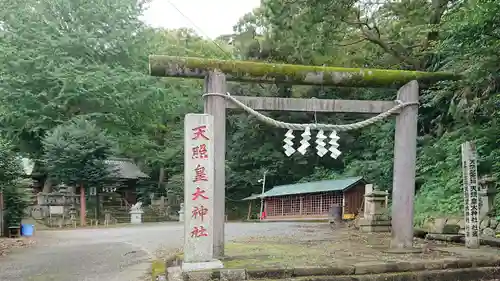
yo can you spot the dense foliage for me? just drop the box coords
[0,0,498,222]
[42,118,115,187]
[0,139,30,227]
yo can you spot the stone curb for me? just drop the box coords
[166,257,500,281]
[264,267,500,281]
[170,266,500,281]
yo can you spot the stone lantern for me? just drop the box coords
[478,175,497,219]
[358,189,391,232]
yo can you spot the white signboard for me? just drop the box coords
[49,205,64,215]
[183,114,215,263]
[461,141,480,248]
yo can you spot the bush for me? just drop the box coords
[3,180,30,227]
[0,138,29,229]
[42,118,116,186]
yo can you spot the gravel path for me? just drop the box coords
[0,222,311,281]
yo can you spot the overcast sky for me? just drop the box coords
[142,0,260,39]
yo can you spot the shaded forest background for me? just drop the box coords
[0,0,499,224]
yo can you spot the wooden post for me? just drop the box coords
[247,202,252,221]
[390,80,419,250]
[299,196,303,215]
[0,191,4,237]
[319,194,323,214]
[96,187,100,224]
[204,70,226,258]
[80,184,86,226]
[342,193,346,217]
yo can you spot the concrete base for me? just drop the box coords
[182,260,224,272]
[358,218,391,232]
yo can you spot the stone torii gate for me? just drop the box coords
[149,56,459,258]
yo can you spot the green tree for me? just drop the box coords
[0,0,164,157]
[224,0,500,221]
[42,118,116,188]
[0,138,30,228]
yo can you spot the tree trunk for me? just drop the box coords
[247,201,252,221]
[157,166,165,190]
[96,187,100,223]
[42,176,53,193]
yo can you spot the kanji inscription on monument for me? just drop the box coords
[184,114,215,262]
[461,141,480,249]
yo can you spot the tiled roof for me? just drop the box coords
[105,158,149,179]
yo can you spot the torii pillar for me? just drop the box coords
[390,80,419,251]
[204,70,226,258]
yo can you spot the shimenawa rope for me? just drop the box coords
[203,93,419,132]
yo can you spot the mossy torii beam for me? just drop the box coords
[149,55,460,88]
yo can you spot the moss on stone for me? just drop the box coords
[149,55,461,88]
[151,259,166,280]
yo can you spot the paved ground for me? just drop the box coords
[0,222,310,281]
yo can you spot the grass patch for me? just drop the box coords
[223,241,329,269]
[221,225,466,269]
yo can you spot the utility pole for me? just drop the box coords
[258,170,267,221]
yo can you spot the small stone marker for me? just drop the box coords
[178,203,184,222]
[364,184,374,194]
[183,114,223,271]
[461,141,480,248]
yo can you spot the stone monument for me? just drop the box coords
[182,114,223,272]
[358,186,391,232]
[461,141,480,249]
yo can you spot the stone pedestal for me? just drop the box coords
[129,202,143,224]
[181,260,224,272]
[358,190,391,232]
[129,203,144,224]
[478,176,497,219]
[130,210,143,224]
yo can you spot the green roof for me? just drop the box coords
[260,176,364,198]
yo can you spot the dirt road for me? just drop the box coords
[0,222,310,281]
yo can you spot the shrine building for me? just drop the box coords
[252,177,367,221]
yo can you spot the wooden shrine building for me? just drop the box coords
[104,158,149,205]
[256,177,366,221]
